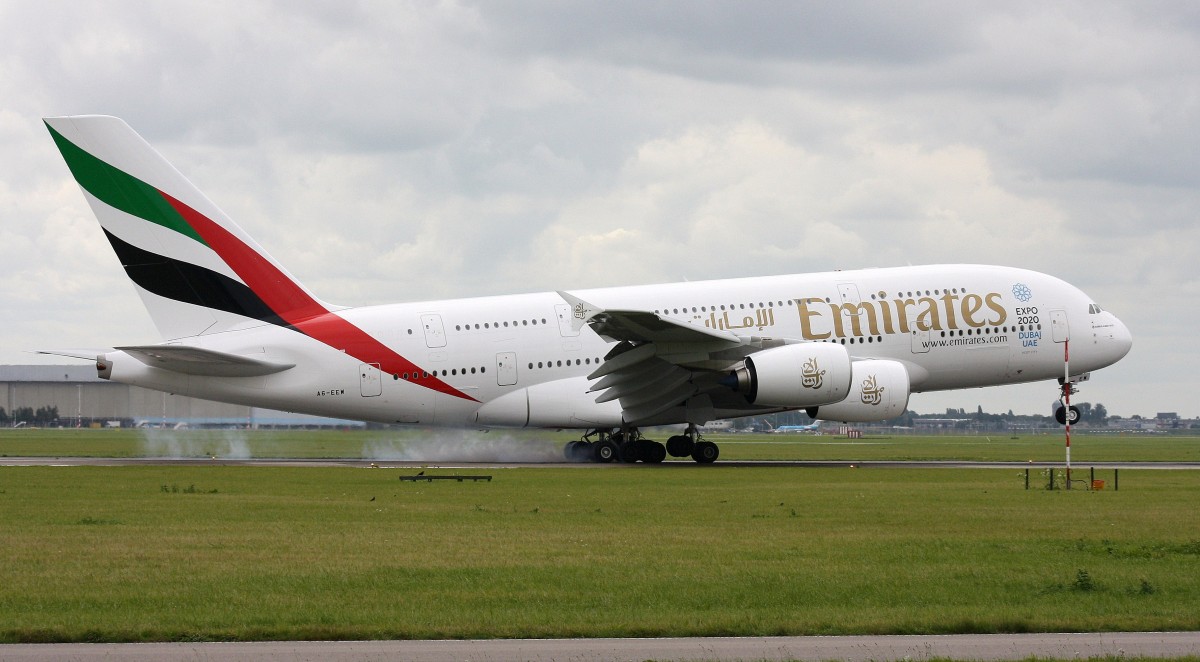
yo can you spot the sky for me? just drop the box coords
[1,1,1197,418]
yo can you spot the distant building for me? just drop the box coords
[913,418,971,429]
[1156,412,1181,429]
[1,365,360,428]
[1106,417,1153,431]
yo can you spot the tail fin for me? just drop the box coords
[44,115,329,340]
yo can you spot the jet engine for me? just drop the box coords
[729,343,852,408]
[806,359,910,422]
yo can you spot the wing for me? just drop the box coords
[557,290,741,344]
[559,291,765,425]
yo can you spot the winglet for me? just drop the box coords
[556,291,602,333]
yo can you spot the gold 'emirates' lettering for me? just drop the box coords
[797,291,1007,339]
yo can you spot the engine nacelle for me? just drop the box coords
[731,343,852,408]
[806,359,910,422]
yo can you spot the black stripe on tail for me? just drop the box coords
[103,228,289,327]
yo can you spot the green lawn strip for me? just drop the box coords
[0,428,407,459]
[707,433,1200,462]
[932,659,1200,662]
[1,466,1197,642]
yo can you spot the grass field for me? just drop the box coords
[1,450,1199,642]
[2,429,1197,643]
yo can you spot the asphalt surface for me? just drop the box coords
[2,632,1199,661]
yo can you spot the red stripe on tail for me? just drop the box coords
[160,191,478,403]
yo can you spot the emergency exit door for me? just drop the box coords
[1050,310,1069,343]
[420,314,446,348]
[496,352,518,386]
[359,363,382,397]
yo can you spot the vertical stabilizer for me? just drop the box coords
[44,115,327,339]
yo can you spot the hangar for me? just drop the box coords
[0,365,358,428]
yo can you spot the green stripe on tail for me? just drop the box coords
[45,122,206,245]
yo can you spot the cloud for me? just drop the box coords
[502,121,1074,293]
[1,1,1197,416]
[478,3,975,72]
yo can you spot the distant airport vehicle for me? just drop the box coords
[41,116,1132,463]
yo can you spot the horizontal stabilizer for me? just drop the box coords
[36,349,113,362]
[116,345,295,377]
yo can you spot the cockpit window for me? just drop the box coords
[1088,303,1104,314]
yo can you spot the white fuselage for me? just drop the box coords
[101,264,1132,428]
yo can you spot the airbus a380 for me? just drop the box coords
[41,116,1133,463]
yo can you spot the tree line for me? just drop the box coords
[0,406,60,426]
[761,402,1113,430]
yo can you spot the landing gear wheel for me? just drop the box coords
[691,440,719,464]
[643,441,667,464]
[1055,406,1081,426]
[564,440,591,462]
[666,435,694,457]
[594,439,618,463]
[619,440,642,463]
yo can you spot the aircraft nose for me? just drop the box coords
[1110,314,1133,360]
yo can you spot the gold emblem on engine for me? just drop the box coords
[860,374,885,405]
[801,357,825,389]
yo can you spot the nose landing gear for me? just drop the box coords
[1055,380,1081,425]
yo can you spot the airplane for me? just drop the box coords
[40,115,1133,463]
[771,422,822,433]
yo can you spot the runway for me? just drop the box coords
[2,632,1199,661]
[3,456,1200,470]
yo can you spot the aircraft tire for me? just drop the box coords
[643,440,667,463]
[594,439,618,463]
[618,441,641,463]
[1054,406,1082,426]
[691,441,719,464]
[666,435,693,457]
[564,440,589,462]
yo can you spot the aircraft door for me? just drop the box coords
[1050,310,1069,343]
[909,313,929,353]
[837,283,861,305]
[496,352,518,386]
[554,304,580,337]
[837,283,861,326]
[420,314,447,348]
[359,363,382,397]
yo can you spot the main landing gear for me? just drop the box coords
[564,425,719,464]
[1054,379,1081,425]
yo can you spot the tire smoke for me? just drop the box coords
[139,428,253,459]
[362,432,563,463]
